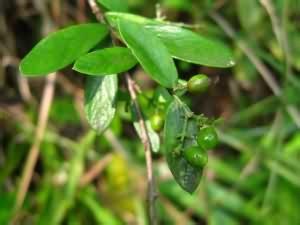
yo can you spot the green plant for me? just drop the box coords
[187,74,211,94]
[197,126,219,150]
[150,113,164,132]
[19,0,234,221]
[183,146,208,167]
[20,1,233,193]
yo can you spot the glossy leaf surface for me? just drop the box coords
[73,47,137,76]
[145,24,235,68]
[164,96,202,193]
[20,24,109,76]
[118,19,178,88]
[85,75,118,133]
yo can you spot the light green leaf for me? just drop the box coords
[85,75,118,133]
[73,47,137,76]
[145,24,235,68]
[105,12,159,29]
[20,24,108,76]
[237,0,263,32]
[164,96,202,193]
[118,19,178,88]
[131,104,160,153]
[97,0,128,12]
[106,13,234,68]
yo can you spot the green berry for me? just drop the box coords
[183,146,208,167]
[187,74,211,93]
[197,126,218,150]
[150,113,164,132]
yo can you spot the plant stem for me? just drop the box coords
[15,72,56,211]
[126,74,158,225]
[86,1,158,223]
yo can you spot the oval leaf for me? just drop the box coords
[118,19,178,88]
[97,0,128,12]
[73,47,137,76]
[105,12,159,29]
[145,24,235,68]
[20,24,109,76]
[164,96,202,193]
[85,75,118,133]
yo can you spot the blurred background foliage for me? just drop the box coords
[1,0,300,224]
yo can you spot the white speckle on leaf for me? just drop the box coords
[228,60,235,66]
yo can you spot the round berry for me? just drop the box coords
[197,126,218,150]
[187,74,211,94]
[150,113,164,132]
[183,146,208,167]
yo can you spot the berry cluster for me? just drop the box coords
[184,126,218,167]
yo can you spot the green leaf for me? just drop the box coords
[106,13,234,68]
[97,0,128,12]
[163,96,202,193]
[73,47,137,76]
[85,75,118,133]
[131,104,160,153]
[105,12,159,29]
[118,19,178,88]
[152,86,173,106]
[145,24,235,68]
[237,0,263,32]
[20,24,108,76]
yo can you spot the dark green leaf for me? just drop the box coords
[131,104,160,153]
[163,96,202,193]
[118,19,178,88]
[73,47,137,76]
[20,24,108,76]
[85,75,118,133]
[97,0,128,12]
[145,24,235,68]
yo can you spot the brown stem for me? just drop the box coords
[15,73,56,210]
[80,154,113,186]
[125,74,157,225]
[87,0,104,21]
[86,1,158,223]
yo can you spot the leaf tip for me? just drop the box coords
[19,59,32,77]
[227,59,236,67]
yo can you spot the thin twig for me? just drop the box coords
[17,74,33,103]
[125,74,157,225]
[2,56,33,103]
[210,12,300,128]
[15,73,56,210]
[260,0,293,81]
[80,154,112,186]
[260,0,282,48]
[87,0,104,21]
[86,1,158,224]
[0,13,33,104]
